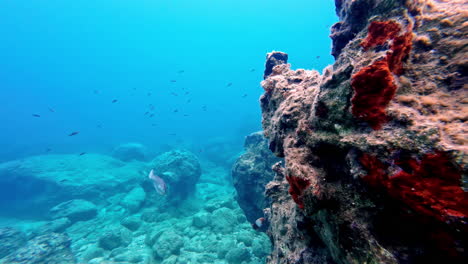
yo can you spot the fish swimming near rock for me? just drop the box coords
[252,217,266,230]
[148,169,167,195]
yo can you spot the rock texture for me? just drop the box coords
[260,0,467,263]
[232,131,282,223]
[112,142,147,162]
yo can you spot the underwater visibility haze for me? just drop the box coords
[1,0,467,263]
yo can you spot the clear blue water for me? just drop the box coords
[0,1,337,263]
[0,0,336,160]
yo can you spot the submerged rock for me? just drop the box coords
[0,227,27,259]
[112,142,147,162]
[2,232,76,264]
[152,230,184,259]
[232,131,281,223]
[98,227,132,251]
[259,0,468,263]
[120,186,146,213]
[49,199,97,223]
[0,154,145,218]
[151,149,201,201]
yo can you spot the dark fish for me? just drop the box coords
[96,124,102,128]
[252,217,266,230]
[48,107,55,112]
[46,148,52,152]
[171,92,178,96]
[149,114,155,117]
[32,114,41,118]
[173,109,179,113]
[149,104,155,111]
[242,94,248,98]
[183,114,189,117]
[147,92,152,96]
[226,82,233,87]
[112,99,118,103]
[151,123,157,127]
[168,133,177,136]
[133,87,137,90]
[185,91,190,95]
[144,111,149,116]
[68,131,79,136]
[178,70,185,74]
[79,152,86,156]
[250,68,255,72]
[93,89,100,94]
[170,80,177,83]
[202,105,207,111]
[186,99,191,103]
[316,56,320,59]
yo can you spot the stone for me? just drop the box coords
[152,230,184,259]
[98,227,132,251]
[112,142,147,161]
[259,0,468,263]
[120,186,146,213]
[0,154,145,218]
[0,227,27,258]
[80,245,104,262]
[49,199,97,223]
[2,232,76,264]
[151,149,201,200]
[210,208,238,234]
[120,215,141,231]
[225,243,251,264]
[192,212,209,228]
[37,217,72,233]
[232,131,281,223]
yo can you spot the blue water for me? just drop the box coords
[0,0,336,160]
[0,1,337,263]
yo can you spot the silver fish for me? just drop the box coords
[148,169,167,195]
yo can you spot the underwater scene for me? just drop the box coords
[0,0,467,264]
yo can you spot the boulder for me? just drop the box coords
[1,232,76,264]
[0,227,27,259]
[112,142,147,162]
[152,230,184,259]
[49,199,97,223]
[210,207,238,234]
[151,149,201,200]
[120,215,141,231]
[232,132,281,222]
[120,186,146,213]
[0,154,145,218]
[225,243,251,264]
[98,227,132,251]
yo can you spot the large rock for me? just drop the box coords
[151,149,201,200]
[98,227,132,251]
[49,199,97,223]
[260,0,468,263]
[0,154,145,218]
[1,232,76,264]
[232,131,281,223]
[112,142,147,162]
[120,186,146,213]
[0,228,27,259]
[152,230,184,259]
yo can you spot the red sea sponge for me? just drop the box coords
[360,21,401,51]
[360,152,468,222]
[387,31,413,75]
[286,175,311,209]
[350,60,397,129]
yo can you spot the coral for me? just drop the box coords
[360,21,401,50]
[351,59,397,129]
[285,175,310,209]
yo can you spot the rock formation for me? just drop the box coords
[232,131,282,223]
[260,0,467,263]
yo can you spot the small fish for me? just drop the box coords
[96,124,102,128]
[151,123,157,127]
[202,105,207,111]
[144,111,149,116]
[46,148,52,152]
[32,114,41,118]
[186,99,191,103]
[112,99,118,103]
[178,70,185,74]
[68,131,79,136]
[148,169,167,195]
[147,92,152,97]
[170,80,177,83]
[250,68,255,72]
[93,89,100,94]
[173,109,178,113]
[168,133,177,136]
[149,113,155,117]
[242,94,248,98]
[48,107,55,112]
[252,217,266,230]
[183,114,189,117]
[226,82,233,87]
[171,92,178,96]
[185,91,190,95]
[79,152,86,156]
[149,104,155,111]
[316,56,320,59]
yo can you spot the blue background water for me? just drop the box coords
[0,0,336,161]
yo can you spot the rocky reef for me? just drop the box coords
[260,0,467,263]
[232,132,282,223]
